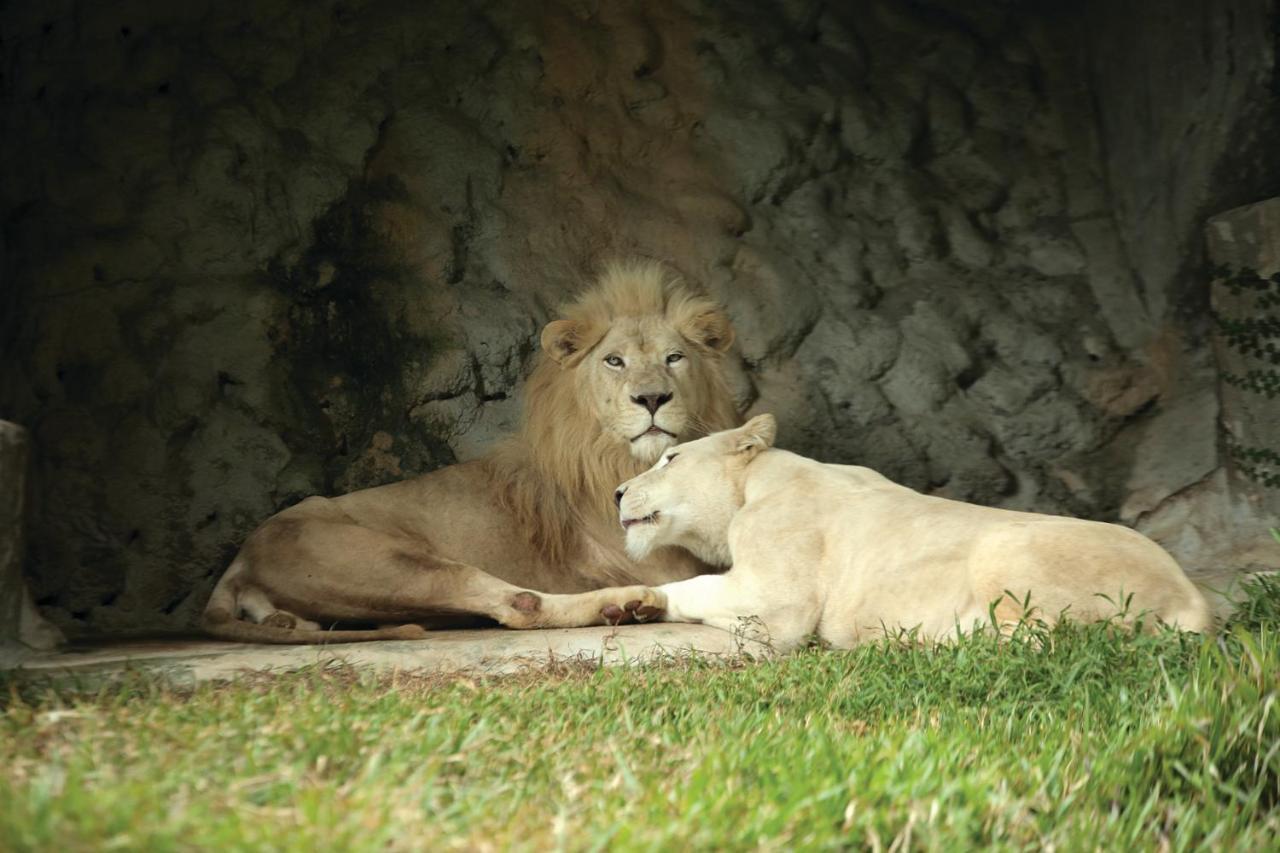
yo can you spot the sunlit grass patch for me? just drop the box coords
[2,577,1278,850]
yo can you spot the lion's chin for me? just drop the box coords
[628,431,678,464]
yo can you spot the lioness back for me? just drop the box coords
[744,451,1211,635]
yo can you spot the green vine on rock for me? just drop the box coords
[1211,262,1280,491]
[1212,263,1280,298]
[1225,437,1280,489]
[1222,368,1280,399]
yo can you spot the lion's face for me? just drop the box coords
[616,414,777,565]
[575,316,711,463]
[540,283,737,467]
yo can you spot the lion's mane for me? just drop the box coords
[483,259,740,569]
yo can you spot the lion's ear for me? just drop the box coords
[685,310,735,354]
[732,413,776,459]
[541,319,593,365]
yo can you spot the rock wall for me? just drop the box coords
[1072,0,1280,574]
[0,421,65,652]
[1085,0,1280,331]
[1,0,1276,636]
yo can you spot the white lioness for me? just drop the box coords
[609,415,1213,649]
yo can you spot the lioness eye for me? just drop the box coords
[664,453,679,465]
[666,353,684,365]
[605,355,625,368]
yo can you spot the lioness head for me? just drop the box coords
[615,414,777,564]
[537,260,738,464]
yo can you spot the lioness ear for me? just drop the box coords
[685,309,735,354]
[733,413,777,458]
[541,319,593,365]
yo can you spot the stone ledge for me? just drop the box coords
[1,624,743,687]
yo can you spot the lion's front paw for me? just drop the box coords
[600,587,667,626]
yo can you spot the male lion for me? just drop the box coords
[202,260,740,643]
[607,415,1213,650]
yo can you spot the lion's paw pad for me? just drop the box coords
[601,593,665,625]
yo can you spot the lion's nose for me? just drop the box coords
[614,487,626,507]
[632,392,673,414]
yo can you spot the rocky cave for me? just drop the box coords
[2,0,1279,642]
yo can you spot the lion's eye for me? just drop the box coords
[661,453,679,467]
[605,355,625,368]
[666,353,684,365]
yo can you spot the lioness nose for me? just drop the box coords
[632,392,673,414]
[614,487,626,507]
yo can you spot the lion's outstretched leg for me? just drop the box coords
[209,519,667,641]
[534,586,667,628]
[362,556,666,630]
[311,546,660,630]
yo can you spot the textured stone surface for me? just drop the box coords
[0,422,27,640]
[0,422,65,650]
[1139,469,1280,584]
[2,624,746,685]
[1,0,1278,635]
[1084,0,1280,330]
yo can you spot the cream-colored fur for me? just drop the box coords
[201,260,740,643]
[609,415,1213,651]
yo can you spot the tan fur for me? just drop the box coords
[485,262,738,565]
[202,259,740,644]
[606,415,1214,652]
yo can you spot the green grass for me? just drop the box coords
[3,580,1279,851]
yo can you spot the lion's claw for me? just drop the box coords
[598,588,666,626]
